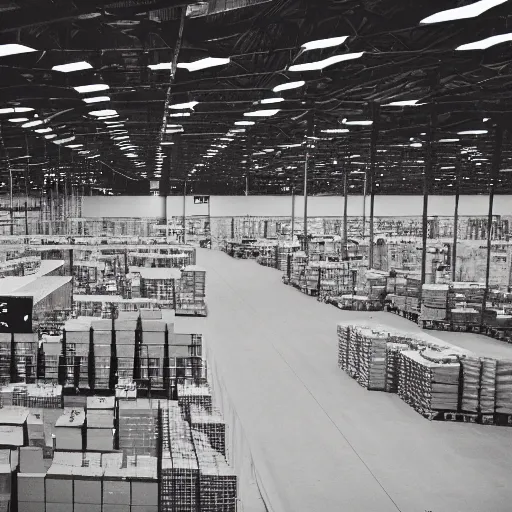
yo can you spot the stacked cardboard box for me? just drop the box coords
[0,464,10,512]
[0,407,28,447]
[41,336,61,381]
[27,411,45,448]
[13,333,38,383]
[46,459,74,512]
[192,431,237,512]
[461,356,481,413]
[0,334,10,385]
[1,383,62,409]
[64,317,92,389]
[55,408,85,450]
[92,319,112,389]
[140,319,166,389]
[73,465,104,512]
[116,318,137,382]
[18,447,46,512]
[189,405,226,456]
[86,396,115,451]
[170,333,205,382]
[178,382,212,413]
[420,284,449,321]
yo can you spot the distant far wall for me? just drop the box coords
[79,194,512,219]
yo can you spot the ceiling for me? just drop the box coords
[1,0,512,196]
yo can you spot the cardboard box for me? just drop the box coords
[17,473,45,502]
[20,447,45,474]
[131,481,158,506]
[74,504,101,512]
[103,480,130,505]
[0,465,11,495]
[86,429,114,451]
[103,505,129,512]
[45,476,73,503]
[18,502,45,512]
[45,503,71,512]
[131,506,158,512]
[73,467,103,504]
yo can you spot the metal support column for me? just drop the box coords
[343,171,348,257]
[452,154,462,281]
[291,186,296,242]
[182,180,187,244]
[368,103,379,268]
[303,113,314,255]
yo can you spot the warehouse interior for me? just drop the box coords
[1,1,512,511]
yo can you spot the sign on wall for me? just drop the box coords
[194,195,210,205]
[0,296,33,333]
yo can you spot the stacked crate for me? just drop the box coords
[91,319,112,389]
[170,333,206,383]
[192,431,237,512]
[86,396,115,451]
[496,360,512,416]
[0,463,11,512]
[1,383,62,408]
[177,266,207,316]
[41,336,61,381]
[45,455,74,512]
[54,408,85,450]
[116,318,137,382]
[17,447,46,512]
[448,283,485,324]
[398,350,461,416]
[0,334,10,384]
[420,284,449,321]
[189,405,226,456]
[178,382,212,413]
[135,267,181,304]
[13,333,38,383]
[289,251,308,287]
[460,356,481,414]
[141,319,166,389]
[64,318,92,389]
[0,407,27,448]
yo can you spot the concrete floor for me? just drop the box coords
[176,249,512,512]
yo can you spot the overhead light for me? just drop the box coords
[321,128,349,133]
[87,155,100,159]
[288,52,363,72]
[89,109,118,117]
[166,124,183,129]
[107,124,124,128]
[52,61,92,73]
[35,128,52,133]
[244,109,280,117]
[301,36,349,51]
[420,0,506,24]
[104,120,122,124]
[169,112,191,117]
[45,134,57,139]
[0,44,37,58]
[113,136,129,141]
[74,84,109,94]
[438,138,460,143]
[66,144,83,149]
[342,118,372,126]
[260,98,285,104]
[235,121,255,126]
[263,149,275,153]
[21,120,43,128]
[273,81,305,93]
[53,136,76,145]
[279,143,302,149]
[383,100,424,106]
[148,63,173,70]
[229,129,245,134]
[177,57,230,72]
[410,143,422,148]
[456,33,512,51]
[457,130,488,135]
[97,115,119,120]
[9,118,29,123]
[220,137,234,141]
[78,150,91,155]
[160,142,174,146]
[170,101,198,110]
[83,96,110,104]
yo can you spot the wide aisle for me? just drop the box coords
[179,249,512,512]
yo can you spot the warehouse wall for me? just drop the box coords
[82,195,512,219]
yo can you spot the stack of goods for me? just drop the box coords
[0,407,28,447]
[161,405,199,512]
[301,264,320,293]
[136,267,181,303]
[27,411,45,448]
[178,382,212,413]
[169,333,206,382]
[86,396,115,451]
[92,319,112,389]
[118,399,160,457]
[13,333,38,383]
[318,262,357,301]
[385,340,412,393]
[116,317,137,382]
[1,383,62,408]
[116,379,137,399]
[41,336,61,381]
[189,405,226,456]
[45,453,75,512]
[496,360,512,417]
[0,334,10,384]
[448,283,485,324]
[405,276,421,314]
[72,464,104,512]
[17,447,46,512]
[480,358,497,416]
[192,431,237,512]
[364,273,387,300]
[0,462,10,512]
[64,317,92,389]
[398,350,461,416]
[277,244,299,272]
[176,266,207,316]
[140,318,166,389]
[460,356,481,414]
[289,251,308,287]
[420,284,449,321]
[337,324,350,372]
[54,408,85,450]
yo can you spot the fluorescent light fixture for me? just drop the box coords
[169,101,198,110]
[166,128,184,134]
[113,136,129,140]
[263,149,275,153]
[104,120,122,124]
[66,144,83,149]
[0,44,37,58]
[35,128,52,133]
[177,57,230,72]
[53,136,76,145]
[410,143,422,148]
[383,100,424,106]
[160,142,174,145]
[169,112,191,117]
[457,33,512,51]
[260,98,285,104]
[52,61,92,73]
[342,118,373,126]
[107,124,124,128]
[229,129,245,134]
[97,115,118,120]
[220,137,234,141]
[74,84,109,93]
[21,120,43,128]
[273,81,305,93]
[89,109,118,117]
[321,128,349,134]
[83,96,110,104]
[78,150,91,155]
[420,0,506,24]
[148,63,173,70]
[166,124,182,129]
[457,130,488,135]
[301,36,349,51]
[244,109,280,117]
[235,121,255,126]
[288,52,363,72]
[438,138,460,143]
[8,118,29,123]
[45,134,57,139]
[0,108,14,114]
[87,155,100,159]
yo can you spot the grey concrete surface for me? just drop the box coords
[176,249,512,512]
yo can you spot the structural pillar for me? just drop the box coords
[452,154,462,281]
[343,171,348,256]
[368,103,379,268]
[182,180,187,244]
[291,186,296,242]
[303,113,314,255]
